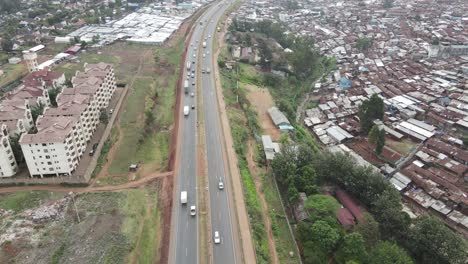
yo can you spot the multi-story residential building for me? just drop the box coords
[22,68,66,90]
[0,100,34,135]
[20,116,84,177]
[0,124,18,177]
[19,62,116,178]
[5,85,51,107]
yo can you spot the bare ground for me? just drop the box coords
[244,84,281,141]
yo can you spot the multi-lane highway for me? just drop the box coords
[199,2,238,264]
[173,1,236,264]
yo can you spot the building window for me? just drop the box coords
[42,143,47,147]
[44,149,48,153]
[45,155,50,159]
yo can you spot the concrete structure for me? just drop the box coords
[0,124,18,177]
[23,51,38,72]
[19,62,116,178]
[261,135,280,160]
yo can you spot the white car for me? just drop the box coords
[193,54,196,58]
[190,92,194,97]
[190,206,196,216]
[203,54,206,58]
[207,51,210,55]
[214,231,220,244]
[218,180,224,190]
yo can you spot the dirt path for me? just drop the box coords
[247,140,280,264]
[0,171,173,194]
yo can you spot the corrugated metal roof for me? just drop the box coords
[268,107,290,126]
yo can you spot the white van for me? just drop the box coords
[181,191,187,204]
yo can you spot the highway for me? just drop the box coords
[199,2,238,264]
[173,2,235,264]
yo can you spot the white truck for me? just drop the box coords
[181,191,187,204]
[186,62,191,71]
[183,106,190,116]
[202,41,207,48]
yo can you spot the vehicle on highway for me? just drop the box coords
[218,180,224,190]
[203,53,206,58]
[183,106,190,116]
[202,41,207,48]
[207,51,210,55]
[192,61,195,64]
[190,206,196,216]
[208,34,211,38]
[186,62,191,71]
[207,68,211,74]
[184,80,189,94]
[191,73,195,78]
[190,92,194,97]
[202,68,205,73]
[193,54,196,58]
[109,109,113,115]
[192,82,195,86]
[214,231,220,244]
[191,105,195,109]
[181,191,187,204]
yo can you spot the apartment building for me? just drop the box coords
[19,62,116,178]
[20,116,84,177]
[0,124,18,177]
[0,100,34,135]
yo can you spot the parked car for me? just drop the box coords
[214,231,220,244]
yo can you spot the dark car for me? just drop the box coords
[89,143,99,156]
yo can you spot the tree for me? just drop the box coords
[305,194,340,217]
[99,109,109,125]
[355,213,380,249]
[0,0,20,14]
[31,103,45,123]
[1,39,13,52]
[372,190,411,241]
[356,37,372,51]
[48,87,62,107]
[368,125,385,155]
[336,233,368,264]
[358,94,384,134]
[408,216,468,264]
[309,220,341,254]
[9,133,24,163]
[369,241,414,264]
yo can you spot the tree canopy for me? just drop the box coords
[369,241,414,264]
[358,94,384,134]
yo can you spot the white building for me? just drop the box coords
[19,63,116,178]
[20,116,83,177]
[0,124,18,177]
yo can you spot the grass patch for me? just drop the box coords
[51,243,66,264]
[91,127,118,178]
[0,191,62,213]
[0,63,27,87]
[55,52,120,79]
[262,173,301,264]
[121,189,161,263]
[386,138,417,155]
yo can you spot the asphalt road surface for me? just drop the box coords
[173,2,233,264]
[199,2,238,264]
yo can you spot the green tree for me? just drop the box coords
[0,0,20,14]
[9,133,24,163]
[337,233,368,263]
[369,241,414,264]
[48,87,61,107]
[368,125,385,155]
[355,213,380,249]
[1,39,13,52]
[409,216,468,264]
[356,37,372,51]
[372,190,410,241]
[310,220,341,254]
[358,94,384,134]
[305,194,340,217]
[31,102,45,123]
